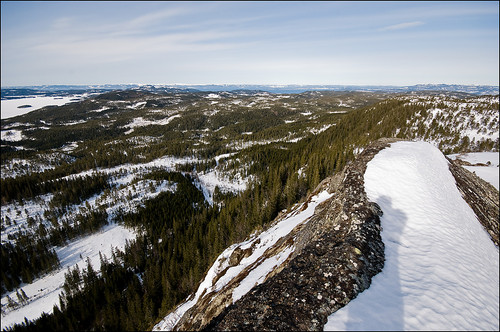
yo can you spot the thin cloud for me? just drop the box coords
[51,16,74,30]
[127,7,189,28]
[379,21,425,31]
[2,1,497,86]
[29,28,247,64]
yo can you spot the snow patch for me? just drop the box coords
[1,130,26,142]
[89,106,110,113]
[126,101,147,109]
[123,114,180,129]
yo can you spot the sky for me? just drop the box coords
[1,1,499,86]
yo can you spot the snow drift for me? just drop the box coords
[325,141,499,331]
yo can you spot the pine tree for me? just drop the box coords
[83,257,97,287]
[7,294,18,309]
[16,289,28,305]
[20,288,28,303]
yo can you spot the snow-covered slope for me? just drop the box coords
[153,140,498,331]
[1,223,136,330]
[153,190,334,331]
[399,95,499,152]
[325,141,499,330]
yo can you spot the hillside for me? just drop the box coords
[1,88,498,330]
[153,140,499,331]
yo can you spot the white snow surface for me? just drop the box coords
[1,96,84,119]
[153,190,334,331]
[1,223,136,330]
[325,141,499,331]
[1,129,26,142]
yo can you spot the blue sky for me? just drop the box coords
[1,1,498,86]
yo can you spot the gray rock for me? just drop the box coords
[202,139,397,331]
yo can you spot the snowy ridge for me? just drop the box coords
[325,141,499,331]
[153,140,499,331]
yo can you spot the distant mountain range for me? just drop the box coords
[2,83,499,99]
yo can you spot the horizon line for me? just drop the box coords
[2,83,499,88]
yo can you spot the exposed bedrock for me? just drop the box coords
[199,139,400,331]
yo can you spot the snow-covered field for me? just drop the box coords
[1,223,136,330]
[1,96,85,119]
[325,141,499,331]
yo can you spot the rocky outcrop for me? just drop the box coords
[447,158,499,246]
[197,139,402,331]
[165,138,498,331]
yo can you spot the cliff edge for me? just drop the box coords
[154,138,498,331]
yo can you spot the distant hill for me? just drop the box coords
[2,83,499,99]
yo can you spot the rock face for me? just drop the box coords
[202,139,403,331]
[447,158,499,246]
[166,138,499,331]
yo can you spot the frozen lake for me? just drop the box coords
[1,96,85,119]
